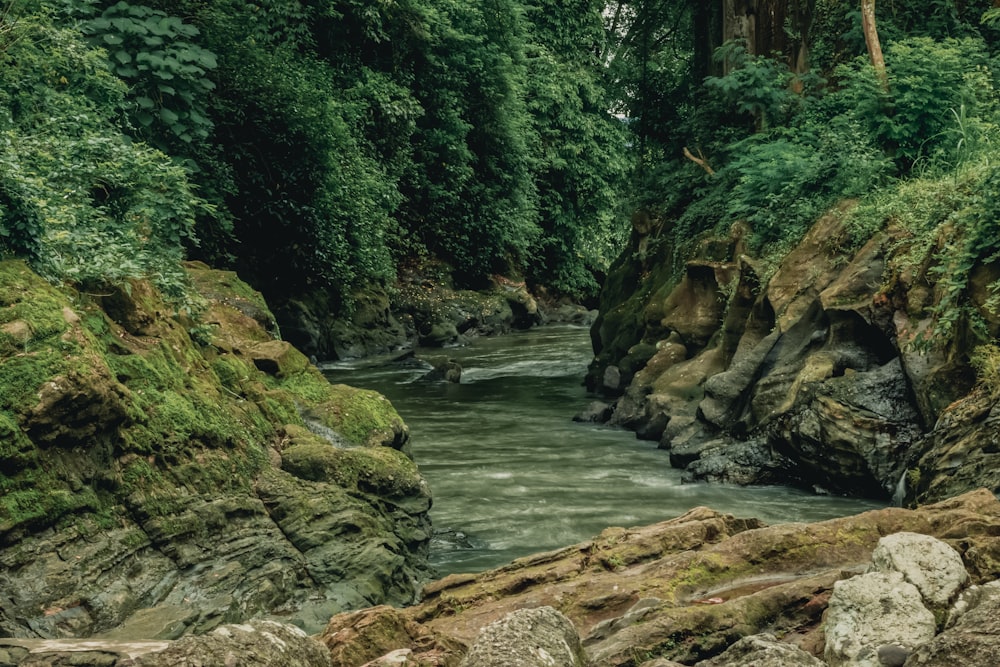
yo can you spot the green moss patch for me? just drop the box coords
[280,426,422,499]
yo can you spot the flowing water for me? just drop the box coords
[321,325,885,576]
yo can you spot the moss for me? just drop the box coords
[0,258,420,579]
[265,366,332,403]
[0,410,37,470]
[210,355,254,394]
[281,433,422,498]
[0,471,102,537]
[310,384,406,447]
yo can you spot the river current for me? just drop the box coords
[321,325,885,576]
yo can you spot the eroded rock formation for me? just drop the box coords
[586,207,999,503]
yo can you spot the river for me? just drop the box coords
[320,325,885,576]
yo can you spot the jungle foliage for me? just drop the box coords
[0,0,629,306]
[1,0,999,319]
[614,0,999,351]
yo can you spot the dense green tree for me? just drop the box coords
[524,0,630,298]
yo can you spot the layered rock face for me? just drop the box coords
[0,260,432,640]
[315,489,1000,666]
[585,208,999,502]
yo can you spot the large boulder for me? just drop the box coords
[823,571,936,667]
[458,607,586,667]
[904,580,1000,665]
[868,532,968,608]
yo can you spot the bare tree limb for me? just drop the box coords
[683,146,715,175]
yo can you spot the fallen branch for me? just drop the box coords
[683,146,715,175]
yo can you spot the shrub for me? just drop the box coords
[0,10,199,300]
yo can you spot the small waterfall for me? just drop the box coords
[891,469,907,507]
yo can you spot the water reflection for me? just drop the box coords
[321,325,885,575]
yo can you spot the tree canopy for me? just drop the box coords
[1,0,999,320]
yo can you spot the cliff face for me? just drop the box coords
[0,260,432,639]
[585,206,999,503]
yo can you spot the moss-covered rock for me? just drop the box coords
[0,259,432,639]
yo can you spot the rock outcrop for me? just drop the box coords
[275,262,547,360]
[0,620,332,666]
[318,489,1000,666]
[0,260,432,639]
[585,206,1000,503]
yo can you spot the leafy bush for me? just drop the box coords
[79,1,217,149]
[836,37,994,170]
[0,11,198,299]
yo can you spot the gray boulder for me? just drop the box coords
[868,532,968,608]
[824,571,936,667]
[459,607,586,667]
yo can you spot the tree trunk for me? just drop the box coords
[861,0,888,89]
[693,1,723,80]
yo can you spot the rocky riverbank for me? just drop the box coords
[584,209,1000,505]
[0,260,431,639]
[317,488,1000,666]
[3,489,998,666]
[273,261,595,361]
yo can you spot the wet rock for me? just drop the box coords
[906,391,1000,505]
[458,607,586,667]
[868,532,968,608]
[680,438,794,486]
[823,571,936,667]
[695,633,825,666]
[573,400,613,423]
[416,360,462,384]
[876,643,910,666]
[603,365,623,393]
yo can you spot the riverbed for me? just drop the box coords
[321,325,885,576]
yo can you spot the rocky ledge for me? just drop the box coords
[274,260,594,361]
[316,488,1000,666]
[0,260,432,639]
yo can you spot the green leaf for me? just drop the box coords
[159,107,179,124]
